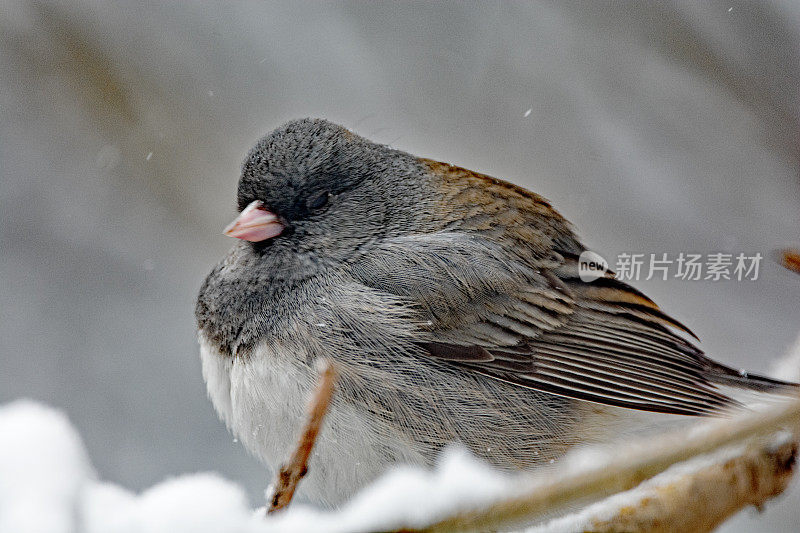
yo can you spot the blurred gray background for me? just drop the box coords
[1,1,799,530]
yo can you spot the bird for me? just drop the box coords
[195,118,796,506]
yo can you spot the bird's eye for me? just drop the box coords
[307,191,330,211]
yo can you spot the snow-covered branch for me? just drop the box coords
[576,438,797,532]
[382,397,799,533]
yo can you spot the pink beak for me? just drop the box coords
[223,200,285,242]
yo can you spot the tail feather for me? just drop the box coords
[702,359,799,393]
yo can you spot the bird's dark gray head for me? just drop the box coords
[230,119,432,269]
[197,119,435,354]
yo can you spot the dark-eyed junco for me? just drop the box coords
[196,118,795,506]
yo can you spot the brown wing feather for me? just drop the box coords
[423,158,585,258]
[421,294,739,417]
[414,159,754,415]
[366,159,796,416]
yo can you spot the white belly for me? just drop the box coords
[199,338,423,506]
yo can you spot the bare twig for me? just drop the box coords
[385,396,800,533]
[267,360,338,514]
[778,248,800,275]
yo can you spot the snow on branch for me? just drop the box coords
[574,438,797,532]
[378,397,800,533]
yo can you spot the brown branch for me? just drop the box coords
[267,360,338,514]
[586,438,797,532]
